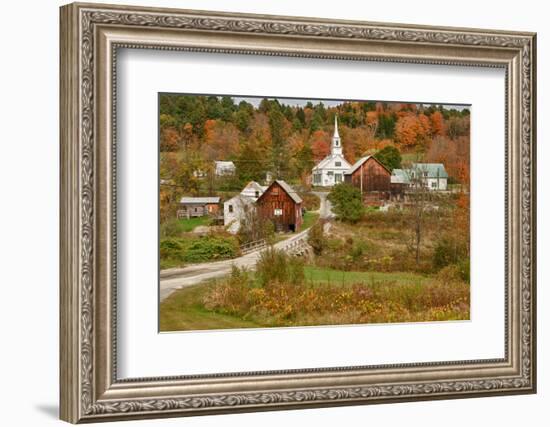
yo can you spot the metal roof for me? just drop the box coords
[180,196,220,204]
[269,180,303,204]
[391,169,411,184]
[411,163,449,178]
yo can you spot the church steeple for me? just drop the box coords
[331,115,342,156]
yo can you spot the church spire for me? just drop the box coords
[331,114,342,156]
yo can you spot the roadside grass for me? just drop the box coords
[303,266,428,287]
[302,211,320,230]
[160,265,469,331]
[160,283,261,331]
[177,216,211,232]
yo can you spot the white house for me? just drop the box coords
[223,181,266,234]
[395,163,448,191]
[240,181,267,200]
[223,195,255,234]
[311,116,352,187]
[214,160,236,176]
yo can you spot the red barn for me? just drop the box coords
[256,180,303,232]
[344,156,391,205]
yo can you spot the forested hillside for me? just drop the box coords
[160,94,469,183]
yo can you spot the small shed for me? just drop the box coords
[178,196,220,219]
[256,180,303,233]
[344,156,391,193]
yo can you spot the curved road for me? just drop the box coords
[312,191,335,219]
[160,227,311,301]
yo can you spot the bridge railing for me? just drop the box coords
[240,239,267,255]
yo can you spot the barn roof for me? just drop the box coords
[275,180,303,204]
[345,156,391,175]
[180,196,220,204]
[412,163,449,178]
[257,180,302,204]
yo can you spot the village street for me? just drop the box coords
[159,226,313,301]
[312,191,335,219]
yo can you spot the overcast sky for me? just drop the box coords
[231,96,470,110]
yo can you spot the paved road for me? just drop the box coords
[312,191,335,219]
[159,228,311,302]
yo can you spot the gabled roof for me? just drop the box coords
[411,163,449,178]
[180,196,220,204]
[344,156,391,175]
[312,154,351,171]
[257,180,303,204]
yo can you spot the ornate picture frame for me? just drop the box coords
[60,2,536,423]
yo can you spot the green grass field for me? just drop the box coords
[159,266,455,332]
[177,216,210,232]
[160,283,260,331]
[303,266,428,287]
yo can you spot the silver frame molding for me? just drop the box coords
[60,2,536,423]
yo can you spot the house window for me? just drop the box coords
[431,182,437,188]
[328,171,334,176]
[423,171,428,177]
[255,190,259,197]
[335,173,342,183]
[313,174,321,184]
[272,188,279,195]
[274,208,283,216]
[335,161,341,167]
[228,204,233,213]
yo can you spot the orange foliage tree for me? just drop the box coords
[310,130,331,161]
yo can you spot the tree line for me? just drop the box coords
[159,95,470,191]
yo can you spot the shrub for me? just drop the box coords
[433,234,468,269]
[255,247,305,287]
[160,238,185,258]
[308,222,327,255]
[327,183,365,223]
[183,235,240,263]
[160,218,183,238]
[299,192,321,210]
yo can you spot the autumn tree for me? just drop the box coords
[310,130,331,161]
[430,111,445,136]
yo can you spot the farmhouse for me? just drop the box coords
[311,116,352,187]
[344,156,392,206]
[240,181,267,200]
[177,196,220,219]
[256,180,303,233]
[214,160,236,176]
[409,163,449,191]
[223,181,267,234]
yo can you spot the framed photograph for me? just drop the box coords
[60,2,536,423]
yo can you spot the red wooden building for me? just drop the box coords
[256,180,303,232]
[344,156,392,205]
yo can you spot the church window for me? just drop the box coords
[335,161,341,167]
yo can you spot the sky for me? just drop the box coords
[231,95,470,110]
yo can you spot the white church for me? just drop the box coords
[311,116,352,187]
